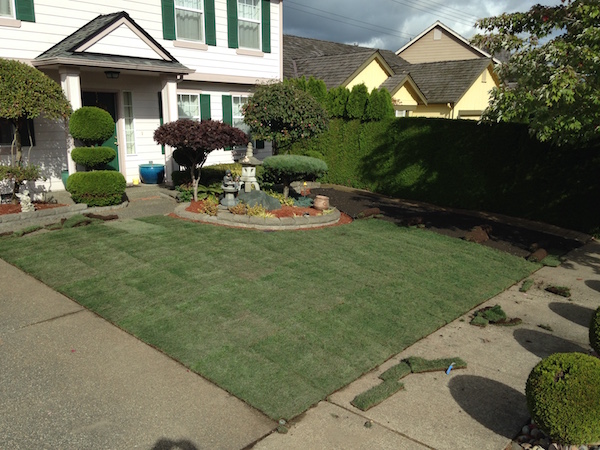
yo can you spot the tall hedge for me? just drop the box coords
[290,117,600,233]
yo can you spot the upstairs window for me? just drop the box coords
[162,0,216,45]
[227,0,270,53]
[175,0,203,42]
[0,0,14,18]
[0,0,35,22]
[238,0,260,50]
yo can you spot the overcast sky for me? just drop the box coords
[283,0,563,51]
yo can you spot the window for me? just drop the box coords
[0,118,34,146]
[227,0,270,53]
[177,93,211,120]
[123,92,136,155]
[238,0,260,50]
[0,0,35,22]
[0,0,13,18]
[175,0,203,42]
[232,95,250,133]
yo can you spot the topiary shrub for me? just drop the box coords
[69,106,115,146]
[526,352,600,445]
[66,171,126,206]
[262,155,328,198]
[71,147,117,170]
[590,306,600,355]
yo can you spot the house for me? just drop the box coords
[396,21,500,64]
[283,30,498,121]
[0,0,283,194]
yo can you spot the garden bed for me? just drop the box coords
[0,202,67,215]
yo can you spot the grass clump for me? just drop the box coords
[352,356,466,411]
[520,279,534,292]
[545,285,571,298]
[351,380,404,411]
[405,356,467,373]
[470,305,522,327]
[13,225,43,237]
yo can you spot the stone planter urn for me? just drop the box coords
[314,195,329,210]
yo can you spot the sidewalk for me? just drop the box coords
[0,186,598,449]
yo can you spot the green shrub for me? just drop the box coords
[326,86,349,118]
[365,88,395,121]
[526,352,600,445]
[590,307,600,355]
[66,171,126,206]
[69,106,115,146]
[263,155,328,198]
[346,84,369,120]
[172,170,192,186]
[71,147,116,170]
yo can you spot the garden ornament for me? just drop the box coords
[15,190,35,212]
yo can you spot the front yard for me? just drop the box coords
[0,216,537,419]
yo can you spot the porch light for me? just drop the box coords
[104,70,120,79]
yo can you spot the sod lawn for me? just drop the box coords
[0,216,537,419]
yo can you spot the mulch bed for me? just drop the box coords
[311,187,584,258]
[0,202,67,215]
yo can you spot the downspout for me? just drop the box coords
[447,102,455,119]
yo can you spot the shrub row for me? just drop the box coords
[290,117,600,233]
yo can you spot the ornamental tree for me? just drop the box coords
[242,82,329,155]
[472,0,600,147]
[0,58,72,202]
[154,119,248,201]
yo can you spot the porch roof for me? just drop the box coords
[33,11,193,75]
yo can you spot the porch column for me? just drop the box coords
[160,76,179,185]
[60,69,81,175]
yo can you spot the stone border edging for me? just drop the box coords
[174,203,341,230]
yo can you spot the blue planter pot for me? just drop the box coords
[139,164,165,184]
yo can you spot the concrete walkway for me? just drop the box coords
[1,185,599,449]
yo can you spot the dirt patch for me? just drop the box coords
[311,186,584,257]
[0,203,67,215]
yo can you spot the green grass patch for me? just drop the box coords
[545,285,571,298]
[0,216,536,419]
[520,278,534,292]
[379,361,411,381]
[405,356,467,373]
[351,380,405,411]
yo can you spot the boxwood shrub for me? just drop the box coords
[69,106,115,146]
[66,171,126,206]
[526,352,600,445]
[590,307,600,354]
[71,146,116,170]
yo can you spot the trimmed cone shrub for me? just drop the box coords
[590,306,600,355]
[69,106,115,146]
[526,352,600,445]
[71,147,117,170]
[66,171,126,206]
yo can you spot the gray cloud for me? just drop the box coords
[283,0,563,51]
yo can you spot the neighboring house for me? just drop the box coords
[283,29,498,121]
[0,0,282,193]
[396,21,500,65]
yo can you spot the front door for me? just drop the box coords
[82,91,119,171]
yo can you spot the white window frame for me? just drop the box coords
[175,0,204,43]
[123,91,136,155]
[177,94,201,121]
[237,0,261,50]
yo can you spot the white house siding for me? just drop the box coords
[0,0,282,192]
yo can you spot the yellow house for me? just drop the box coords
[283,29,499,120]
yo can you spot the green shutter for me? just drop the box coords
[161,0,176,40]
[157,93,165,155]
[261,0,270,53]
[200,94,211,120]
[222,95,233,125]
[227,0,238,49]
[204,0,216,46]
[15,0,35,22]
